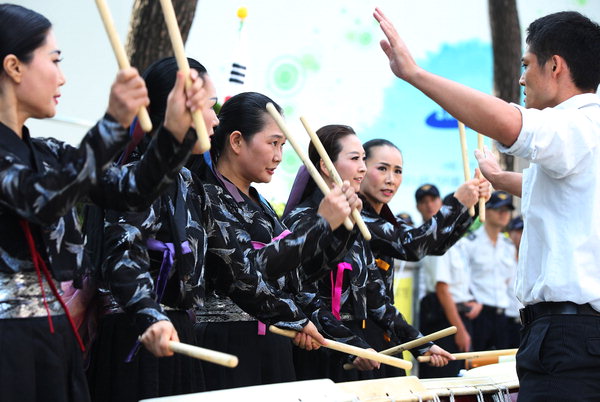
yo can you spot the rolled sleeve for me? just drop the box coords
[497,102,599,179]
[495,104,537,160]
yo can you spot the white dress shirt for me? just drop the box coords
[506,270,523,318]
[461,226,516,308]
[421,255,441,296]
[434,241,473,304]
[497,93,600,310]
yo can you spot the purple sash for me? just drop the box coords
[125,239,191,362]
[250,230,292,335]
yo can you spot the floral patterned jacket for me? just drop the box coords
[284,190,430,355]
[361,194,473,302]
[196,169,355,331]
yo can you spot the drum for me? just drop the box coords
[140,365,519,402]
[140,378,357,401]
[420,361,519,402]
[338,363,519,401]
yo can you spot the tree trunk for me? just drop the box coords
[488,0,521,172]
[126,0,198,74]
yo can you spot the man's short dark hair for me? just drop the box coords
[526,11,600,91]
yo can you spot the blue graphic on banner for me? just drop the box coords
[360,40,493,219]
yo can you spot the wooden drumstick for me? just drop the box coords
[159,0,210,153]
[343,326,457,370]
[417,348,518,363]
[458,121,475,217]
[168,341,238,368]
[464,353,516,370]
[266,104,354,231]
[477,133,486,222]
[269,325,412,370]
[95,0,152,132]
[381,326,457,356]
[300,116,371,241]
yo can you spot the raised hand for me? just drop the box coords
[475,168,492,202]
[164,69,207,143]
[474,146,502,184]
[454,177,480,209]
[318,181,353,230]
[107,67,149,128]
[373,7,420,82]
[342,180,362,213]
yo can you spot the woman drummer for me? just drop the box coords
[359,138,489,378]
[283,125,454,382]
[195,92,360,389]
[87,57,215,402]
[0,5,201,401]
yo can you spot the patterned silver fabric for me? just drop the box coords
[0,117,197,288]
[0,271,62,318]
[362,194,473,302]
[284,190,426,350]
[100,166,207,332]
[200,183,310,331]
[195,296,254,322]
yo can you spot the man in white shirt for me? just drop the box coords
[415,183,443,304]
[463,191,516,352]
[419,191,481,378]
[374,9,600,399]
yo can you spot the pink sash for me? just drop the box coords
[330,262,352,320]
[250,230,292,250]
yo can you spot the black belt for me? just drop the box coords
[520,301,600,326]
[481,304,506,315]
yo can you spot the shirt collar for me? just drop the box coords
[555,93,600,110]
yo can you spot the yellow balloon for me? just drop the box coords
[237,7,248,20]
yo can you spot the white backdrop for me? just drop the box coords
[13,0,600,220]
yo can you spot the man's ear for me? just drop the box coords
[229,130,243,155]
[3,55,23,84]
[550,55,565,77]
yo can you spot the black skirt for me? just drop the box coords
[362,317,406,378]
[86,310,203,402]
[293,344,332,381]
[195,320,296,390]
[0,315,90,402]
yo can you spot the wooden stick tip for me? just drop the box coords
[229,356,239,368]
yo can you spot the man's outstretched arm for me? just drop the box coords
[374,7,522,147]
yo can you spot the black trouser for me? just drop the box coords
[419,293,472,378]
[362,317,406,378]
[471,304,508,351]
[506,315,522,348]
[517,313,600,401]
